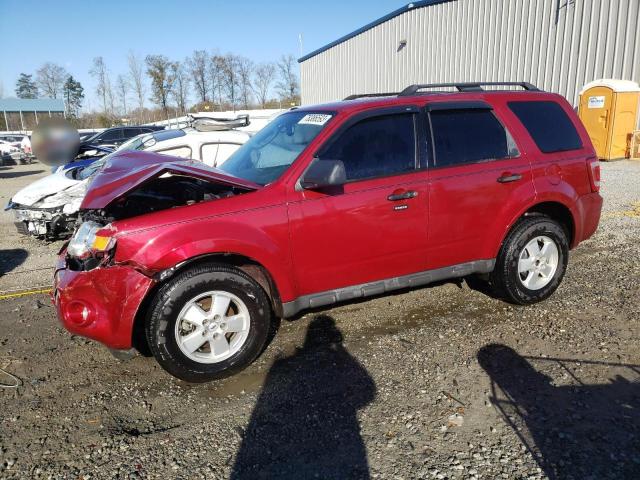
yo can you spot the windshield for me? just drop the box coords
[76,134,148,180]
[218,111,334,185]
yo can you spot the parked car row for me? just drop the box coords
[0,133,31,165]
[6,116,255,238]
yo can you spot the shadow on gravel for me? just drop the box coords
[478,344,640,480]
[0,248,29,275]
[0,169,44,179]
[231,315,376,480]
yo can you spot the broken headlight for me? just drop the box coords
[67,221,115,260]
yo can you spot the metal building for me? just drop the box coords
[0,98,66,131]
[299,0,640,106]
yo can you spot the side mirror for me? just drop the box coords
[300,158,346,190]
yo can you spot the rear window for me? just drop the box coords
[508,101,582,153]
[429,109,516,167]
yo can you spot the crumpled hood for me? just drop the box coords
[11,170,80,207]
[81,150,261,210]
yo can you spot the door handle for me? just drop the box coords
[387,190,418,201]
[497,173,522,183]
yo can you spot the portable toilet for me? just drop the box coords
[578,79,640,160]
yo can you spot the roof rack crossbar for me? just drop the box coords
[399,82,540,96]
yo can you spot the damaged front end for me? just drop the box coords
[65,151,261,272]
[54,151,261,350]
[9,202,78,237]
[7,169,90,238]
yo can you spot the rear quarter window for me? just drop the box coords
[508,101,582,153]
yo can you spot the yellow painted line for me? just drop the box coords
[0,288,52,300]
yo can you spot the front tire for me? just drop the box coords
[490,215,569,305]
[145,263,272,382]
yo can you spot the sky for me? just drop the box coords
[0,0,402,110]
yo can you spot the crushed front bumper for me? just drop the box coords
[11,206,75,237]
[53,254,156,350]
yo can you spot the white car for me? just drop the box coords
[0,140,26,165]
[7,122,253,238]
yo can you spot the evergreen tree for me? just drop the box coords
[15,73,38,98]
[62,75,84,118]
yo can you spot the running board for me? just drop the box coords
[282,259,495,318]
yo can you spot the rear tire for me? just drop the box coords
[490,215,569,305]
[145,263,272,382]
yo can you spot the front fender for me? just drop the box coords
[114,206,297,301]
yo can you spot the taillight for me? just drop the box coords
[587,157,600,193]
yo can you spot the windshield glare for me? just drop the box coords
[218,111,334,185]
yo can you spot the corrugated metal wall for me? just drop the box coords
[300,0,640,106]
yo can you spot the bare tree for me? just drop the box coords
[252,62,276,108]
[171,62,190,115]
[276,54,300,105]
[188,50,209,104]
[89,57,113,114]
[237,56,254,109]
[116,75,129,116]
[145,54,176,118]
[221,54,240,110]
[36,62,68,99]
[208,53,226,108]
[128,51,146,120]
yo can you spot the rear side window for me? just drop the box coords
[157,146,192,158]
[322,113,416,181]
[508,101,582,153]
[100,129,123,142]
[429,109,515,167]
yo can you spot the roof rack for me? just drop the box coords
[189,114,250,132]
[399,82,540,95]
[344,82,539,100]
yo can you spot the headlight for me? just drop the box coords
[67,221,115,259]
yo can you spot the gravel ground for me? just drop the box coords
[0,160,639,479]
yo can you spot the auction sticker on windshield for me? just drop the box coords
[298,114,332,125]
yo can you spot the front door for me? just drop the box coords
[288,110,430,296]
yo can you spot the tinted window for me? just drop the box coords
[99,129,123,142]
[508,101,582,153]
[321,113,415,181]
[430,109,514,167]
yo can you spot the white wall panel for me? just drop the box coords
[300,0,640,106]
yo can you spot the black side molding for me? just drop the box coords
[281,259,496,318]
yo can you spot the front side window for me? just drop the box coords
[219,111,334,185]
[508,101,582,153]
[320,113,416,181]
[430,109,517,167]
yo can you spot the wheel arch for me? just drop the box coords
[492,199,577,259]
[130,252,284,354]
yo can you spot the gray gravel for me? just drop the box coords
[0,160,639,479]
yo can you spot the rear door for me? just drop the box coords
[425,101,535,269]
[507,100,591,198]
[288,108,431,296]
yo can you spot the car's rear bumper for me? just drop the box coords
[52,254,155,350]
[574,192,603,246]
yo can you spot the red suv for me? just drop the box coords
[53,82,602,382]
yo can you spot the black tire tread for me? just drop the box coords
[490,215,568,305]
[145,262,272,383]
